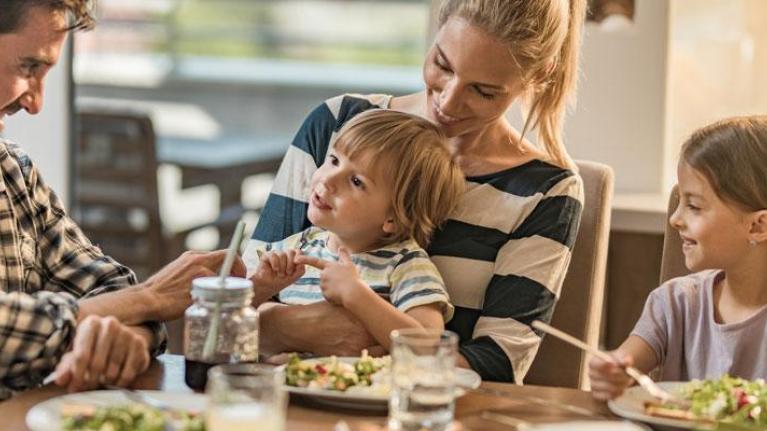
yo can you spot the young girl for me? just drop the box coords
[243,109,465,351]
[590,116,767,401]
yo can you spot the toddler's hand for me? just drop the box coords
[250,249,305,295]
[588,351,634,401]
[295,247,364,306]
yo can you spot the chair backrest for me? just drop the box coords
[525,160,614,389]
[660,185,690,283]
[73,109,165,280]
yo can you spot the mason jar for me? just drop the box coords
[184,276,259,391]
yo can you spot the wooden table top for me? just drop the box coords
[0,355,617,430]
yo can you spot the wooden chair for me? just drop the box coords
[660,185,689,283]
[526,160,614,389]
[73,109,167,281]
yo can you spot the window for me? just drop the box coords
[73,0,432,252]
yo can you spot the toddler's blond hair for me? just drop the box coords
[334,109,465,248]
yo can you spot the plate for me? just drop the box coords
[608,382,711,430]
[26,390,206,431]
[281,357,481,412]
[526,421,650,430]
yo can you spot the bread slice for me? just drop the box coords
[644,401,715,424]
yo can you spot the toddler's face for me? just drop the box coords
[308,149,395,248]
[669,162,753,272]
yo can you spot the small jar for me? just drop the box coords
[184,276,259,391]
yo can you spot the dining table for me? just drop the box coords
[0,354,619,431]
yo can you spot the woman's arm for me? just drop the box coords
[258,301,377,356]
[252,101,340,243]
[440,172,585,383]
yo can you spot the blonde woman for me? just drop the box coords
[256,0,586,383]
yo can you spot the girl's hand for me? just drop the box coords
[588,350,634,401]
[250,249,305,295]
[295,247,366,306]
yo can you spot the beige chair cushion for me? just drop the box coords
[526,160,614,389]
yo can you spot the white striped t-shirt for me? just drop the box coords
[243,226,454,320]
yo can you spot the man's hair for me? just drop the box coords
[0,0,95,34]
[334,109,465,248]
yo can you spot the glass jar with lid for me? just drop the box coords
[184,276,259,391]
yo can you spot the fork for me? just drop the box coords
[531,320,681,404]
[105,385,172,412]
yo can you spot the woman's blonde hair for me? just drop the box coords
[438,0,587,169]
[334,109,465,248]
[682,116,767,212]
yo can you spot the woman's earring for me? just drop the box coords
[750,239,758,246]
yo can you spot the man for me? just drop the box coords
[0,0,245,399]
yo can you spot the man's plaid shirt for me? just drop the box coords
[0,140,166,400]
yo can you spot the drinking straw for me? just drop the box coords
[202,220,246,360]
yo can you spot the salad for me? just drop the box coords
[61,403,205,431]
[284,351,390,394]
[644,375,767,428]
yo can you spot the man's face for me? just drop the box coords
[0,7,68,132]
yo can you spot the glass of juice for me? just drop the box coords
[206,363,286,431]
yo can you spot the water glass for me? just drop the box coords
[206,363,287,431]
[388,329,459,431]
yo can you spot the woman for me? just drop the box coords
[256,0,586,383]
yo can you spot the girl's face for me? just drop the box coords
[669,162,755,272]
[422,17,526,138]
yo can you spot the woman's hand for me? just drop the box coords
[296,247,365,306]
[54,316,151,392]
[250,249,305,295]
[588,350,634,401]
[259,301,376,356]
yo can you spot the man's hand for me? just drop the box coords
[250,249,305,297]
[54,316,151,392]
[77,250,247,324]
[139,250,247,322]
[295,248,364,306]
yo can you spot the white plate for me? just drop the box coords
[608,382,711,430]
[26,390,206,431]
[281,357,481,412]
[527,421,650,431]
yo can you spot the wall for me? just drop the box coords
[565,0,671,195]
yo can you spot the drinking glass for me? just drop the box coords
[388,329,459,431]
[206,363,287,431]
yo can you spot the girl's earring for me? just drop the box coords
[750,239,758,246]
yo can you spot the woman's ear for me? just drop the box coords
[529,60,557,91]
[748,210,767,243]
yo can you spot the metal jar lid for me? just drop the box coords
[191,276,253,304]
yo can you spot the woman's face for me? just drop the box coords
[423,17,527,138]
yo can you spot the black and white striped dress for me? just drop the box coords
[253,94,584,383]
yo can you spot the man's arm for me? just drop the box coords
[0,291,78,391]
[76,250,247,324]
